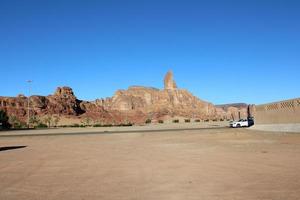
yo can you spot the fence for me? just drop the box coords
[254,98,300,124]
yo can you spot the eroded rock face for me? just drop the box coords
[0,87,87,122]
[0,96,28,121]
[54,86,75,98]
[0,71,248,125]
[216,104,248,120]
[46,87,84,116]
[164,71,177,90]
[95,72,217,122]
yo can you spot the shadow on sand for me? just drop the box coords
[0,146,27,152]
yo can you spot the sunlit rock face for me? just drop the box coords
[164,70,177,90]
[0,71,246,125]
[46,87,84,116]
[95,72,217,122]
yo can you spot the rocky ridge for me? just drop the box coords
[0,71,248,125]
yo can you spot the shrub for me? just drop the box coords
[53,115,60,127]
[93,124,103,127]
[204,119,210,122]
[102,124,113,127]
[119,123,133,127]
[145,119,152,124]
[71,123,80,127]
[194,119,201,122]
[158,120,164,124]
[35,123,48,128]
[0,110,11,129]
[13,122,27,129]
[212,119,218,122]
[43,115,61,128]
[220,118,224,121]
[9,115,20,128]
[9,115,26,129]
[173,119,179,123]
[44,115,50,127]
[29,115,40,127]
[81,117,91,126]
[184,119,191,123]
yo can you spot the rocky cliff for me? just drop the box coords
[0,71,248,125]
[216,103,248,121]
[95,71,217,122]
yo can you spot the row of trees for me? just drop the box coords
[0,110,132,129]
[2,110,232,130]
[0,110,61,129]
[29,115,60,128]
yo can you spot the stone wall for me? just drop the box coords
[254,98,300,124]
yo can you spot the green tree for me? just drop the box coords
[0,110,11,129]
[9,115,19,128]
[44,115,52,128]
[53,115,60,127]
[82,117,91,126]
[29,115,40,127]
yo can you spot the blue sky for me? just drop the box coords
[0,0,299,104]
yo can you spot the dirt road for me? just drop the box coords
[1,128,300,200]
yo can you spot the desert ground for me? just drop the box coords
[1,126,300,200]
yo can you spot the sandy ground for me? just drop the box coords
[250,123,300,133]
[1,128,300,200]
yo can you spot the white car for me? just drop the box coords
[230,119,249,128]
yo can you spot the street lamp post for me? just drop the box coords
[27,80,32,128]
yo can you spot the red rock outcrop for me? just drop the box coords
[0,71,249,125]
[0,95,28,121]
[46,87,84,116]
[96,86,216,119]
[94,72,218,122]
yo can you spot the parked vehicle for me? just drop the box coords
[247,117,255,127]
[230,119,252,128]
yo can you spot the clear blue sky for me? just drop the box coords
[0,0,299,104]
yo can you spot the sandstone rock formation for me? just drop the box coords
[216,103,248,120]
[0,71,248,125]
[164,71,177,90]
[0,96,28,122]
[95,85,216,123]
[46,87,84,116]
[93,71,220,123]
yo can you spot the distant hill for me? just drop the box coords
[216,103,248,111]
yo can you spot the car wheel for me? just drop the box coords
[236,124,241,128]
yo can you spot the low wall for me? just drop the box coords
[254,98,300,124]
